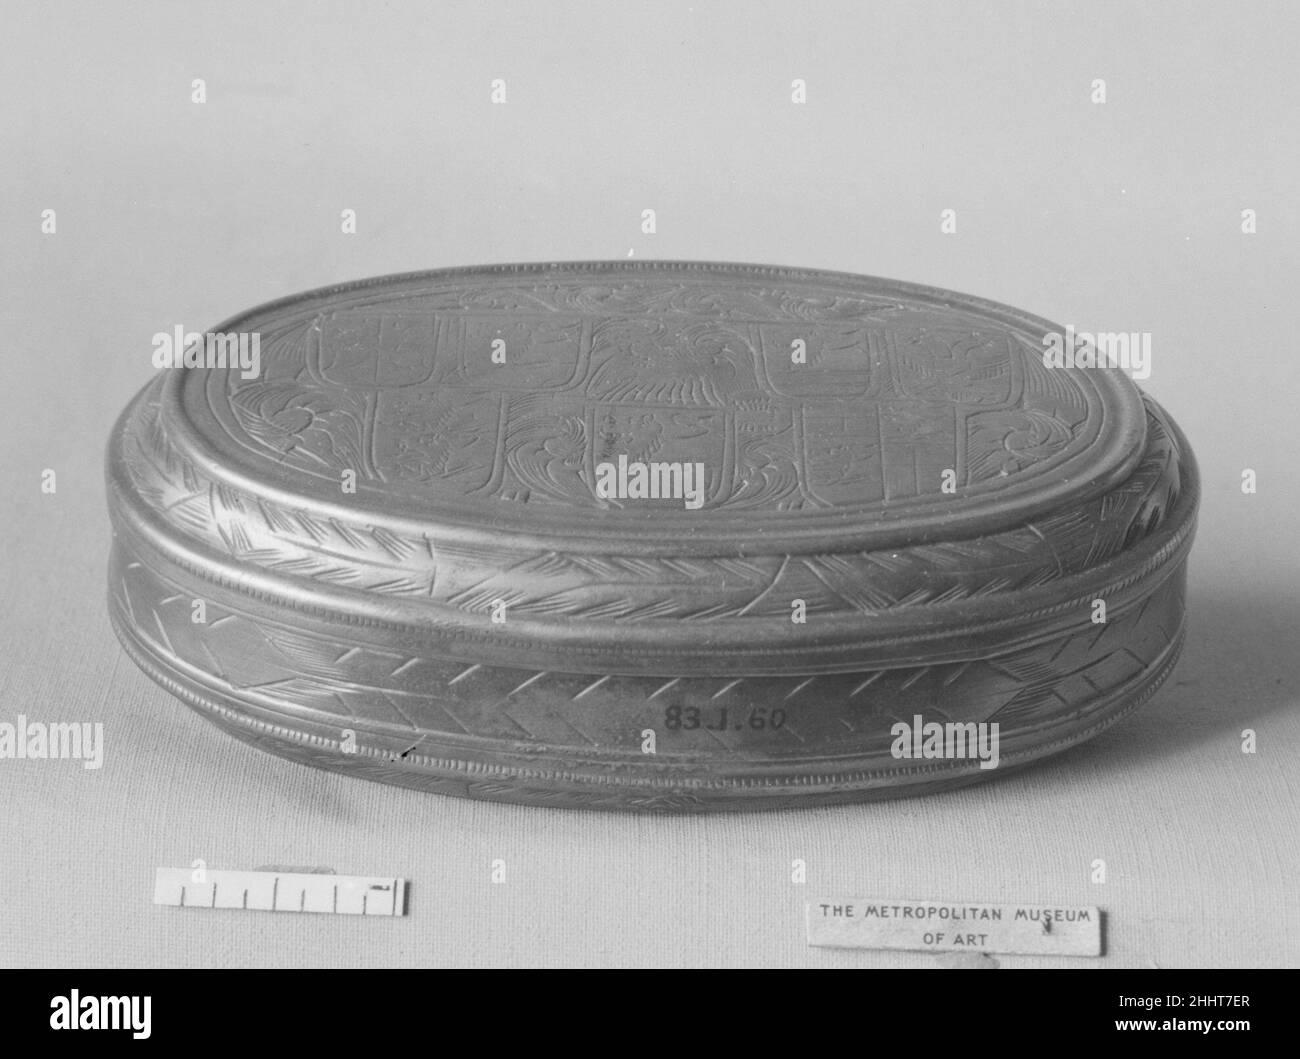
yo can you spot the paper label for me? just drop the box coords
[807,897,1101,956]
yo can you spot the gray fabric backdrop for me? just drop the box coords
[2,0,1297,967]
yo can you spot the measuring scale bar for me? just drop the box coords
[154,868,408,916]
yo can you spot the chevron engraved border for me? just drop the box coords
[112,378,1190,625]
[106,264,1200,808]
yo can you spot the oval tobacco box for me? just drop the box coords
[106,262,1198,811]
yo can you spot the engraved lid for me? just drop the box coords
[109,262,1185,676]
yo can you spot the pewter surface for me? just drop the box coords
[106,262,1198,809]
[179,262,1146,551]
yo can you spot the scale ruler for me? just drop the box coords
[154,868,408,917]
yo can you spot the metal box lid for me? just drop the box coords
[107,263,1198,809]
